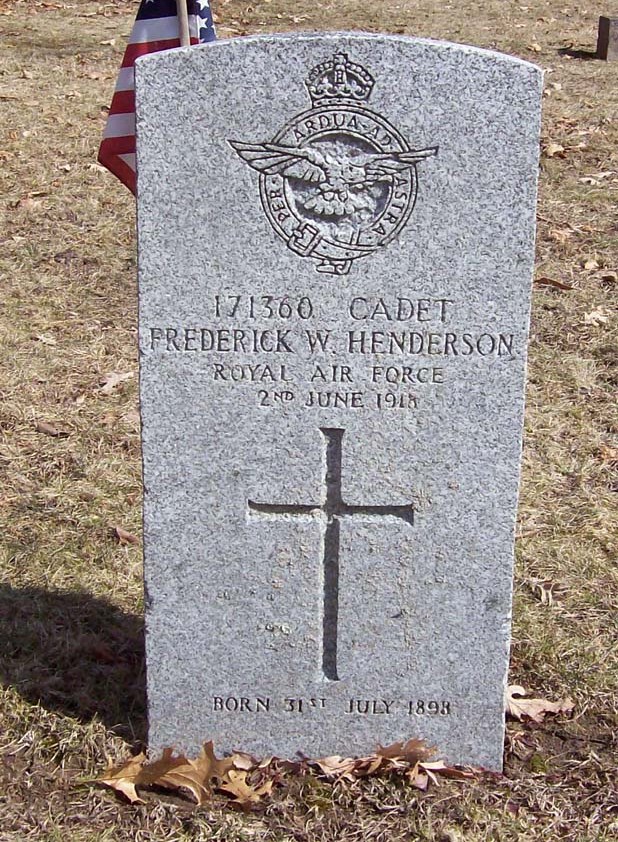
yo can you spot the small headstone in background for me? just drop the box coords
[136,33,542,771]
[597,16,618,60]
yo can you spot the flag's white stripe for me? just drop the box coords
[119,153,136,171]
[113,67,135,93]
[103,113,136,139]
[128,14,199,44]
[108,16,207,100]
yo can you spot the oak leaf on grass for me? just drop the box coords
[98,737,480,806]
[219,769,274,807]
[313,755,358,781]
[506,685,574,723]
[137,746,213,806]
[99,370,134,395]
[313,739,475,790]
[36,421,68,438]
[230,751,260,771]
[99,753,147,804]
[98,742,233,806]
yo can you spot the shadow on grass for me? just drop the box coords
[0,585,146,744]
[557,46,598,60]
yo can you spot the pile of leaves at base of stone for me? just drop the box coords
[98,686,573,809]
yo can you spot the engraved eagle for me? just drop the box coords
[230,141,438,218]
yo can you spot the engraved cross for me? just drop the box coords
[248,428,415,681]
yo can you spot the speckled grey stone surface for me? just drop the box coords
[135,33,542,770]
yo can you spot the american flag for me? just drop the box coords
[98,0,216,193]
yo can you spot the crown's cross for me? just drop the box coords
[248,428,415,681]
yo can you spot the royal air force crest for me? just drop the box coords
[230,52,438,276]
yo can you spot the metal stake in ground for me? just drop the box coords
[248,427,415,682]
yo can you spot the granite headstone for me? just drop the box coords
[136,33,542,770]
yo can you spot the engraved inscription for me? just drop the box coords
[214,294,315,320]
[284,697,326,713]
[410,700,452,716]
[347,698,395,714]
[212,696,271,712]
[230,52,438,275]
[247,428,415,682]
[145,292,520,412]
[208,696,454,715]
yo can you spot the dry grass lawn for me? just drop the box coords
[0,0,616,839]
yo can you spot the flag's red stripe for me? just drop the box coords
[120,33,200,68]
[121,38,181,67]
[110,89,135,114]
[98,144,136,193]
[100,24,201,195]
[100,135,136,156]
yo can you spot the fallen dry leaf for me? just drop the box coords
[312,738,473,790]
[98,742,235,806]
[583,307,610,326]
[313,755,357,781]
[113,526,139,545]
[506,685,574,723]
[99,753,147,804]
[203,741,236,780]
[407,763,429,790]
[98,737,480,807]
[219,769,274,806]
[100,370,134,394]
[421,760,476,781]
[544,142,565,158]
[534,276,573,291]
[36,420,68,438]
[142,747,213,806]
[231,752,259,771]
[377,737,436,765]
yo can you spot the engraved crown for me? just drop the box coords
[306,52,375,107]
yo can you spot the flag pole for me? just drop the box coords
[177,0,191,47]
